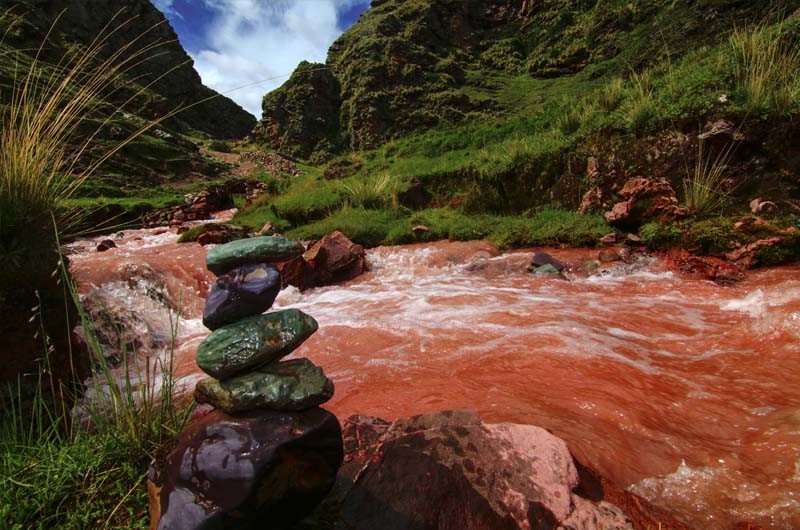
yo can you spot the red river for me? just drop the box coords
[67,225,800,530]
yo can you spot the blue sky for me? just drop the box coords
[152,0,370,117]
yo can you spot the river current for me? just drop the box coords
[67,224,800,529]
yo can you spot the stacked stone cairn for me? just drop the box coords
[149,236,344,530]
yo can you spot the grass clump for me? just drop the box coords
[283,206,609,250]
[0,429,148,529]
[682,138,736,216]
[271,184,342,225]
[0,11,175,285]
[729,24,800,115]
[640,222,683,248]
[339,173,399,210]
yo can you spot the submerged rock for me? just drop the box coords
[148,407,343,530]
[96,239,116,252]
[338,410,633,530]
[532,263,562,276]
[202,263,281,330]
[196,309,318,379]
[194,358,334,413]
[528,251,565,272]
[206,235,305,276]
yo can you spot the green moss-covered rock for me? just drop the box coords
[196,309,318,379]
[194,359,334,413]
[532,264,562,276]
[206,236,305,275]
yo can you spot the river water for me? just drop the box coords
[67,225,800,530]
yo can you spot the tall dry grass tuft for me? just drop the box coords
[340,172,398,210]
[730,24,800,114]
[0,9,184,278]
[682,137,737,215]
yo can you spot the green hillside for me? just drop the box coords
[237,0,800,258]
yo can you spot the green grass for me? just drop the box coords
[283,206,609,250]
[0,431,149,529]
[1,260,193,529]
[730,23,800,116]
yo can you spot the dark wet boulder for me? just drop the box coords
[303,231,367,286]
[528,251,565,272]
[338,410,633,530]
[206,236,305,276]
[202,263,281,331]
[194,358,334,413]
[148,407,343,530]
[196,309,318,379]
[96,239,116,252]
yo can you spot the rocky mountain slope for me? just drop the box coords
[2,0,255,138]
[0,0,256,203]
[255,0,797,161]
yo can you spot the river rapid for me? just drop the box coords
[67,224,800,530]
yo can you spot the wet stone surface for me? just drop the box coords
[206,236,304,276]
[148,408,343,530]
[196,309,318,380]
[194,358,334,413]
[202,262,281,331]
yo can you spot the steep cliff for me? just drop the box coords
[255,0,796,159]
[0,0,255,139]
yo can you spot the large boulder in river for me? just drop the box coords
[338,410,633,530]
[206,236,305,276]
[527,251,565,273]
[148,407,343,530]
[196,309,318,379]
[194,358,334,413]
[303,231,367,286]
[202,263,281,330]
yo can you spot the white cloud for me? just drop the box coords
[152,0,176,15]
[191,0,363,118]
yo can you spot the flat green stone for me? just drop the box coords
[206,236,304,275]
[194,358,334,413]
[196,309,318,379]
[533,264,562,275]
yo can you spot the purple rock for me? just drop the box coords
[149,408,343,530]
[202,263,281,330]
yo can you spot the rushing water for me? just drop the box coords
[67,225,800,530]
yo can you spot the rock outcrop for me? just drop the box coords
[254,61,342,161]
[604,177,688,229]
